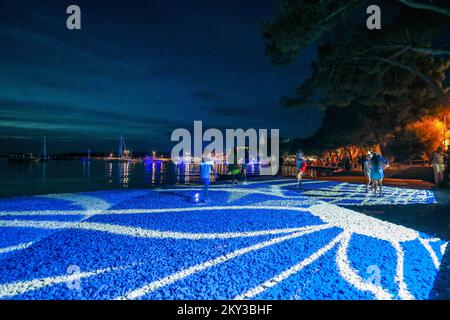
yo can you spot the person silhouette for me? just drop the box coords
[199,153,218,203]
[296,151,307,188]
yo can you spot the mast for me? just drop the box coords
[88,148,91,160]
[43,136,47,158]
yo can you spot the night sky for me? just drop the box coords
[0,0,321,154]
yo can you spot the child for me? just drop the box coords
[199,156,218,203]
[228,148,241,185]
[296,152,307,188]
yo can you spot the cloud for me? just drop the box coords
[2,0,123,60]
[0,0,323,153]
[191,90,219,100]
[0,97,185,140]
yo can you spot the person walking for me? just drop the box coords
[431,147,448,187]
[296,151,307,188]
[344,156,352,172]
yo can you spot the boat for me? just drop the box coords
[8,153,41,164]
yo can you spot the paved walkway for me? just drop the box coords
[0,180,446,300]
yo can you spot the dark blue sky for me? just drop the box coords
[0,0,321,154]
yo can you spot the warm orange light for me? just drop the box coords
[406,113,449,154]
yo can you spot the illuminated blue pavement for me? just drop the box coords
[0,179,446,300]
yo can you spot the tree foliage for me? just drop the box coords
[263,0,450,154]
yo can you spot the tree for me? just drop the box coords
[262,0,450,154]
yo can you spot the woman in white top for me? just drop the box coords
[431,147,448,186]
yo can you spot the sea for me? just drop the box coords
[0,158,263,198]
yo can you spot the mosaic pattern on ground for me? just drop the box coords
[0,180,445,300]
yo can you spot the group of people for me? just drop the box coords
[198,156,218,203]
[363,152,390,195]
[197,149,249,203]
[197,146,449,203]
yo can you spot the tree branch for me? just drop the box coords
[356,45,450,57]
[324,56,448,105]
[312,0,360,29]
[373,57,448,105]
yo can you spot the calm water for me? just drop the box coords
[0,159,262,198]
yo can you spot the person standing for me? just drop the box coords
[240,148,249,185]
[431,147,448,187]
[228,148,240,185]
[363,153,372,193]
[199,155,218,203]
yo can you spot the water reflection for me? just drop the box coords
[41,161,47,184]
[173,162,260,184]
[143,160,166,185]
[106,163,113,184]
[82,161,90,179]
[118,162,130,187]
[0,158,275,198]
